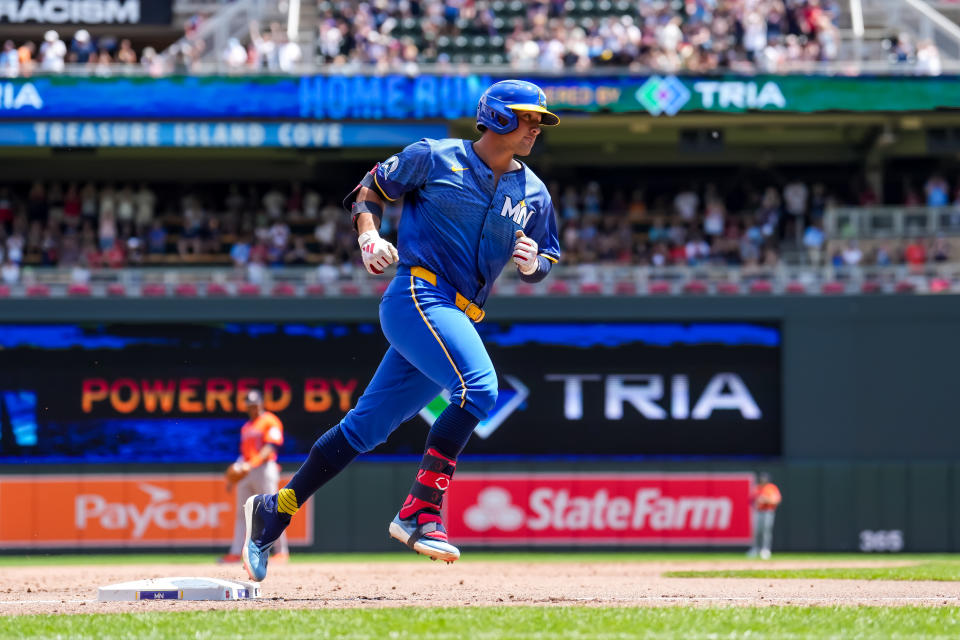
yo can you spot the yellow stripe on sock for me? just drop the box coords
[277,488,299,516]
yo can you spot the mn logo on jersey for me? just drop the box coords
[500,196,533,227]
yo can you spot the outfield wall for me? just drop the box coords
[2,294,959,552]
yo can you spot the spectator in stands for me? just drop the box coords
[904,238,927,270]
[803,221,825,265]
[63,183,81,228]
[286,236,309,265]
[80,182,98,223]
[146,219,167,255]
[925,175,950,207]
[116,185,135,227]
[223,38,249,70]
[841,240,863,266]
[16,41,35,75]
[916,39,941,76]
[39,30,66,72]
[70,29,95,63]
[0,188,13,233]
[116,39,137,65]
[1,40,19,77]
[1,256,19,285]
[98,202,117,252]
[276,32,302,72]
[250,21,280,71]
[179,197,206,257]
[874,242,893,266]
[931,235,950,262]
[135,183,156,233]
[231,235,252,273]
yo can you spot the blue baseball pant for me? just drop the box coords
[337,266,498,453]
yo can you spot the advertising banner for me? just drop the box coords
[1,74,957,121]
[0,473,312,548]
[0,121,449,147]
[445,472,754,545]
[0,322,780,462]
[0,1,172,25]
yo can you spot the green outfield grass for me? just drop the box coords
[1,606,959,640]
[1,551,958,567]
[666,560,960,582]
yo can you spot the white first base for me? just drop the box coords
[98,577,261,602]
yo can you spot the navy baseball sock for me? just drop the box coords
[279,424,359,522]
[424,403,479,459]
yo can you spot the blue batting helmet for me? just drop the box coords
[476,80,560,134]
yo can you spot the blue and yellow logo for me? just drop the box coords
[636,76,691,117]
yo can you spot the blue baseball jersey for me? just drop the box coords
[371,137,560,306]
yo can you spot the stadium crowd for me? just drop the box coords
[0,0,943,76]
[0,175,957,284]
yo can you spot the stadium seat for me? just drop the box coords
[271,283,297,297]
[579,282,603,294]
[67,284,92,296]
[340,283,361,296]
[174,284,198,297]
[613,281,637,295]
[26,284,50,297]
[682,280,708,294]
[785,281,807,294]
[106,284,126,296]
[305,284,326,296]
[514,283,535,296]
[548,280,571,295]
[821,282,846,295]
[0,284,10,297]
[373,281,389,296]
[647,281,671,295]
[895,280,916,293]
[860,280,882,294]
[206,283,229,296]
[141,283,166,297]
[237,283,261,296]
[748,280,773,295]
[716,282,740,295]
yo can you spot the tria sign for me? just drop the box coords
[0,82,42,110]
[446,473,754,545]
[692,81,787,110]
[636,75,787,116]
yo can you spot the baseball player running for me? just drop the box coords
[241,80,561,582]
[221,389,289,564]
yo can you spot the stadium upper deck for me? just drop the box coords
[1,0,958,76]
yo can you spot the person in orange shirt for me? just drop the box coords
[220,390,289,563]
[748,472,782,559]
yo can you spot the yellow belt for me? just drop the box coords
[411,266,485,323]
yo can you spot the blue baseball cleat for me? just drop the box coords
[242,494,288,582]
[389,510,461,563]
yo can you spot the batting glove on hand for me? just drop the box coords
[358,230,399,275]
[513,230,539,275]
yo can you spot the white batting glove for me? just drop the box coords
[358,230,399,275]
[513,230,539,275]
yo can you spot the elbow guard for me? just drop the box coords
[342,165,381,229]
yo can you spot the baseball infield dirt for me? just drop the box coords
[1,559,957,616]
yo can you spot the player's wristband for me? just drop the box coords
[352,200,383,227]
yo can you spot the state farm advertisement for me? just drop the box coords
[0,473,312,549]
[446,473,753,545]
